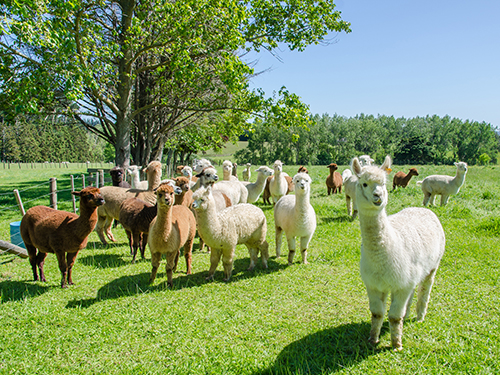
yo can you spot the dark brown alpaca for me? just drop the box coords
[326,163,343,195]
[110,166,131,188]
[20,187,104,288]
[393,168,419,190]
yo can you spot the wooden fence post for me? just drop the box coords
[99,169,104,187]
[82,174,86,188]
[49,177,57,210]
[13,189,25,216]
[70,175,76,213]
[95,171,100,187]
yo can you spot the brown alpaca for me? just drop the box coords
[119,198,157,262]
[110,166,131,188]
[95,161,162,245]
[174,176,194,208]
[393,168,419,190]
[148,183,197,286]
[20,187,104,288]
[298,165,309,174]
[175,165,185,176]
[326,163,343,195]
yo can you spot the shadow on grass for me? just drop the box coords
[78,252,132,268]
[66,257,287,309]
[320,215,354,224]
[0,280,53,302]
[256,322,390,374]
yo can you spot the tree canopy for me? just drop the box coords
[0,0,351,167]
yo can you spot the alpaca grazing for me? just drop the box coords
[20,187,105,288]
[119,197,157,262]
[326,163,343,194]
[352,155,445,350]
[192,186,269,282]
[148,183,197,286]
[110,166,131,188]
[393,168,419,190]
[274,173,316,265]
[417,162,468,206]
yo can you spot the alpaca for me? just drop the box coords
[222,160,238,181]
[269,160,289,204]
[417,162,468,206]
[181,166,198,189]
[232,162,238,178]
[148,183,197,286]
[326,163,343,195]
[193,158,212,174]
[95,161,162,244]
[263,168,295,205]
[297,165,309,174]
[358,155,374,166]
[343,174,358,218]
[20,187,105,288]
[242,163,252,181]
[393,168,419,190]
[352,155,445,350]
[274,173,316,265]
[119,198,157,262]
[243,166,274,203]
[174,176,194,208]
[110,166,131,188]
[192,186,269,281]
[127,165,149,190]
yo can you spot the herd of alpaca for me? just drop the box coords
[20,155,470,350]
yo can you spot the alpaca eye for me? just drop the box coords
[363,183,367,188]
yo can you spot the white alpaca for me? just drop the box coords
[352,155,445,351]
[243,166,274,203]
[274,172,316,265]
[358,155,374,166]
[222,160,238,181]
[417,162,468,206]
[192,158,212,174]
[192,186,269,281]
[181,166,197,189]
[213,180,248,205]
[341,168,352,182]
[269,160,288,205]
[127,165,148,190]
[242,163,252,182]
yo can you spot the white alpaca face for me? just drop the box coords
[198,167,218,185]
[181,166,192,177]
[257,166,273,176]
[356,174,387,208]
[293,173,311,192]
[192,188,211,210]
[455,162,468,173]
[127,165,140,175]
[193,159,211,173]
[273,160,283,172]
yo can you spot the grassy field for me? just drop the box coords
[0,162,499,374]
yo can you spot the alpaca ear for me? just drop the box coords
[351,158,362,176]
[71,191,81,197]
[380,155,392,174]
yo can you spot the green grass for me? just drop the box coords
[1,163,499,374]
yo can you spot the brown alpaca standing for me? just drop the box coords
[393,168,419,190]
[20,187,104,288]
[326,163,343,194]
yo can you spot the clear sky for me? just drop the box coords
[247,0,500,128]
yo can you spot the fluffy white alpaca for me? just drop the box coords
[192,186,269,281]
[417,162,468,206]
[274,172,317,265]
[358,155,374,166]
[181,166,197,189]
[192,158,212,174]
[222,160,238,181]
[242,163,252,182]
[243,166,274,203]
[269,160,288,205]
[127,165,148,190]
[352,155,445,351]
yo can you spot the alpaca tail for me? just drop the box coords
[416,180,423,186]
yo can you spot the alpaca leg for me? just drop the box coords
[149,252,162,284]
[388,289,415,351]
[221,249,235,282]
[338,185,342,193]
[184,237,195,275]
[173,250,180,273]
[26,245,39,281]
[441,194,450,206]
[260,241,269,269]
[206,248,222,281]
[66,251,79,286]
[246,245,259,271]
[286,236,296,265]
[104,216,116,242]
[404,289,415,321]
[429,194,436,206]
[346,196,352,216]
[95,215,109,245]
[366,288,388,346]
[35,251,48,282]
[327,187,331,195]
[140,233,148,259]
[125,230,133,256]
[165,252,177,287]
[55,251,69,288]
[416,268,437,322]
[422,192,431,206]
[275,226,284,258]
[300,235,313,265]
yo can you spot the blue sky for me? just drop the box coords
[247,0,500,128]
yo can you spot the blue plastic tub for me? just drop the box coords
[10,221,26,249]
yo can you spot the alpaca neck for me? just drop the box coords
[147,171,162,191]
[197,198,222,238]
[358,208,392,252]
[223,169,231,180]
[131,173,141,188]
[174,192,186,205]
[452,170,466,187]
[294,189,310,212]
[254,172,267,188]
[75,204,99,240]
[155,204,173,239]
[402,172,414,184]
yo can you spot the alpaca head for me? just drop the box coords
[273,160,283,173]
[358,155,374,167]
[175,165,185,176]
[110,166,125,184]
[409,167,419,176]
[298,166,308,174]
[154,183,176,209]
[127,165,141,177]
[72,187,105,208]
[223,160,233,174]
[193,158,212,173]
[196,166,218,186]
[327,163,338,172]
[143,161,162,176]
[181,166,193,178]
[256,166,273,177]
[174,176,191,192]
[454,161,468,174]
[293,172,312,195]
[192,186,213,211]
[352,155,392,212]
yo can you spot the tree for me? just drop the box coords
[0,0,351,167]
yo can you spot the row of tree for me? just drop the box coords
[234,114,500,165]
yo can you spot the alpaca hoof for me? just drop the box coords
[186,270,192,275]
[392,345,403,352]
[205,275,214,281]
[368,337,379,346]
